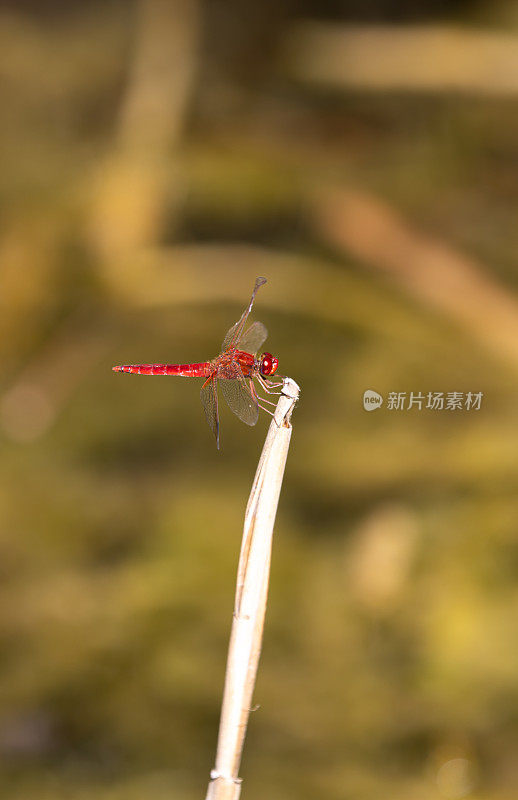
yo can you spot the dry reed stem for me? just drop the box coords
[286,23,518,94]
[313,186,518,370]
[88,0,200,258]
[205,377,300,800]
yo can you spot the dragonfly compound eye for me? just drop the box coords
[260,352,279,376]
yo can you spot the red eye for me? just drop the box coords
[260,352,279,376]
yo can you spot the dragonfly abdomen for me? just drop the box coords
[112,362,212,376]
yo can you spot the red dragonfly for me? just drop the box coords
[112,277,282,448]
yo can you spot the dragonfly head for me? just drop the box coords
[259,352,279,377]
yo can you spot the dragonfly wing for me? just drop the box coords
[239,321,268,354]
[200,376,220,448]
[219,374,259,427]
[222,277,267,351]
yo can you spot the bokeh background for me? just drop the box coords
[2,1,518,798]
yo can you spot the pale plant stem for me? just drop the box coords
[205,377,300,800]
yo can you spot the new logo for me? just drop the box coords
[363,390,383,411]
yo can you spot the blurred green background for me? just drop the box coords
[2,1,518,798]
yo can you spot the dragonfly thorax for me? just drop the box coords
[258,352,278,377]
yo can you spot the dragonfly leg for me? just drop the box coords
[249,378,277,417]
[258,403,275,417]
[256,395,277,407]
[256,374,283,394]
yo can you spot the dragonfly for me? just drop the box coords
[112,277,283,448]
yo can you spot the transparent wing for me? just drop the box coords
[219,375,259,427]
[222,277,267,351]
[239,321,268,354]
[200,377,220,449]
